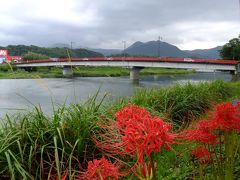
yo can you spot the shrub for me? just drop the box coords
[0,63,17,72]
[23,52,49,60]
[0,63,11,72]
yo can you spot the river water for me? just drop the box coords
[0,72,233,117]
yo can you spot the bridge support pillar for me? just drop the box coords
[62,66,73,76]
[237,63,240,75]
[129,67,143,82]
[230,64,240,81]
[230,70,238,75]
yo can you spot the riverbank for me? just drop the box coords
[0,80,239,179]
[0,64,194,79]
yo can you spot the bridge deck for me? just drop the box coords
[13,57,239,75]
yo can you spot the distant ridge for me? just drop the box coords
[184,46,222,59]
[89,40,222,59]
[124,41,190,57]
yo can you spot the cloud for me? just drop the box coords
[0,0,239,49]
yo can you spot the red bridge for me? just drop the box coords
[13,57,240,80]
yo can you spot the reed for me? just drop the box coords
[0,95,105,179]
[132,80,235,128]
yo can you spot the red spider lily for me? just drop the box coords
[115,105,151,130]
[212,102,240,132]
[121,115,174,163]
[79,156,120,180]
[179,102,240,145]
[196,119,217,132]
[180,128,217,145]
[96,105,175,160]
[94,105,175,180]
[192,146,211,165]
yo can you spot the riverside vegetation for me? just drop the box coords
[0,63,194,79]
[0,80,239,179]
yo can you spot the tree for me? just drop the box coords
[219,36,240,60]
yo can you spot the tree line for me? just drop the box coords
[0,45,103,60]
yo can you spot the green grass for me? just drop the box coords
[0,81,239,179]
[228,81,240,99]
[0,68,63,79]
[73,66,129,77]
[141,67,195,75]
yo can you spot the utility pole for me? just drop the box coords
[158,36,162,57]
[70,41,75,50]
[122,41,126,58]
[239,0,240,20]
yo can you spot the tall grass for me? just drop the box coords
[0,80,238,179]
[0,95,105,179]
[132,80,236,128]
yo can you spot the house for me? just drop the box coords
[0,50,22,63]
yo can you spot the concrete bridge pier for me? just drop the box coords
[231,63,240,80]
[237,63,240,74]
[62,66,73,76]
[129,66,143,82]
[230,70,237,75]
[230,63,239,75]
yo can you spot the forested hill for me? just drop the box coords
[0,45,103,58]
[123,41,221,58]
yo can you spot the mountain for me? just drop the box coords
[184,46,222,59]
[123,41,222,59]
[124,41,191,57]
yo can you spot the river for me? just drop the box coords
[0,72,233,117]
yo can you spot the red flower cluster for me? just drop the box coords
[82,156,119,180]
[183,129,217,144]
[212,102,240,131]
[93,105,175,179]
[192,146,211,165]
[115,105,174,163]
[181,102,240,145]
[115,105,151,130]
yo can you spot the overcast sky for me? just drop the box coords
[0,0,240,50]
